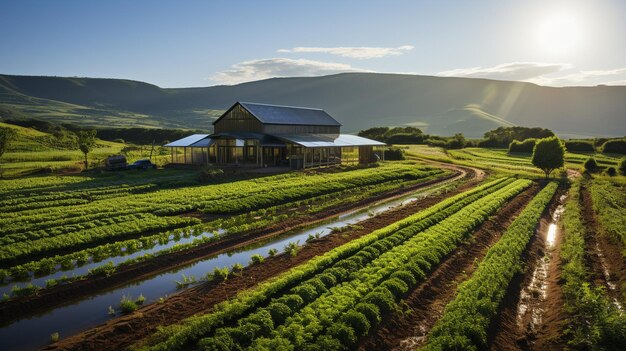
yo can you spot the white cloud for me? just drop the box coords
[528,68,626,86]
[437,62,572,81]
[211,57,373,85]
[438,62,626,86]
[277,45,414,59]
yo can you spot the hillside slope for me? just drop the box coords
[1,73,625,137]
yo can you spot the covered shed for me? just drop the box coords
[164,102,385,168]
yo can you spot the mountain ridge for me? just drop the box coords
[1,72,624,138]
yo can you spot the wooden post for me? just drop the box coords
[184,147,187,164]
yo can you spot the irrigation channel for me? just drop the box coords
[0,179,458,351]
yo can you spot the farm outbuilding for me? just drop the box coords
[164,102,385,168]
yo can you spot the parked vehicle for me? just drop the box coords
[105,155,128,170]
[128,159,156,170]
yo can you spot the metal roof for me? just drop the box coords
[275,134,386,148]
[164,134,210,147]
[214,102,342,127]
[189,138,216,147]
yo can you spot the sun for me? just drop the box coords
[535,12,584,55]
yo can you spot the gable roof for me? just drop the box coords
[213,102,342,127]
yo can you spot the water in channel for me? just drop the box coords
[0,182,452,351]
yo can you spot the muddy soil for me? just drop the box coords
[356,184,540,351]
[0,169,465,326]
[581,186,625,309]
[488,190,567,351]
[43,170,478,351]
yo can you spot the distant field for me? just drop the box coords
[0,122,169,177]
[405,145,624,179]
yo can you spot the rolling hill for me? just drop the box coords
[1,73,625,138]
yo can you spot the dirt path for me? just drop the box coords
[0,169,465,326]
[356,184,540,351]
[43,165,480,351]
[580,186,625,309]
[488,190,567,351]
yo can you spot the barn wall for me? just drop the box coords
[213,104,264,133]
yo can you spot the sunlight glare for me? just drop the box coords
[535,12,584,55]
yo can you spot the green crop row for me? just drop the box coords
[588,179,626,250]
[421,182,557,351]
[1,164,441,233]
[561,181,626,348]
[0,175,452,291]
[134,177,521,351]
[235,179,532,351]
[0,214,201,265]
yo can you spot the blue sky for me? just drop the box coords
[1,0,625,87]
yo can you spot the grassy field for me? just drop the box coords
[0,122,170,177]
[405,145,624,179]
[1,141,626,351]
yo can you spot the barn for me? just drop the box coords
[164,102,385,168]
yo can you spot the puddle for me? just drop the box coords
[516,196,565,333]
[0,181,455,351]
[594,242,624,312]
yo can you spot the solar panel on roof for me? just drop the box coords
[238,102,342,126]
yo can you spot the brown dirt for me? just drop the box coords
[487,190,567,351]
[580,186,626,303]
[0,169,465,326]
[42,167,479,351]
[356,184,540,351]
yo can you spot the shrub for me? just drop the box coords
[390,270,417,286]
[317,273,337,288]
[119,295,138,314]
[249,254,264,265]
[384,148,405,160]
[268,248,278,257]
[328,323,357,346]
[355,302,381,326]
[619,158,626,175]
[284,241,300,256]
[607,167,617,176]
[381,278,409,298]
[509,138,536,153]
[240,309,274,336]
[342,310,371,336]
[363,291,395,313]
[231,263,244,273]
[584,157,599,173]
[277,294,304,310]
[565,140,595,152]
[50,332,60,343]
[291,283,318,303]
[267,302,292,324]
[602,139,626,154]
[212,267,230,282]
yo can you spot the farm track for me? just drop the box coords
[0,169,464,326]
[356,183,540,351]
[580,186,625,306]
[37,165,481,351]
[488,188,567,351]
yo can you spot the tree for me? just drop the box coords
[76,129,97,169]
[0,127,17,176]
[532,136,565,178]
[584,157,599,173]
